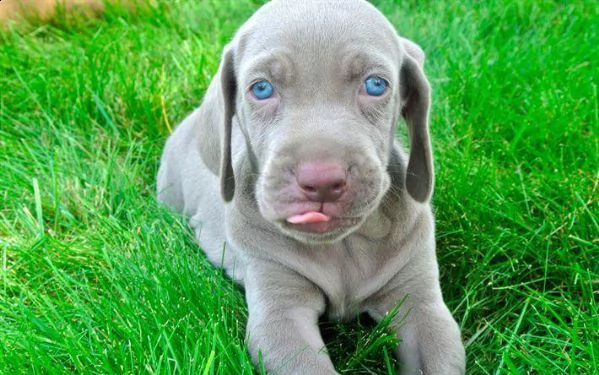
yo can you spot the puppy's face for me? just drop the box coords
[233,1,407,244]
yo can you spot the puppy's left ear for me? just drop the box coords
[399,37,433,202]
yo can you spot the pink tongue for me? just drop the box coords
[287,212,331,224]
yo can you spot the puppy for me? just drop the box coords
[157,0,465,373]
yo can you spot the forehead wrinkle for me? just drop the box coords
[341,49,398,82]
[240,50,296,87]
[237,0,400,67]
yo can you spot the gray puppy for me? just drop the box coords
[157,0,465,373]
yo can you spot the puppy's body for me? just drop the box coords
[158,1,465,373]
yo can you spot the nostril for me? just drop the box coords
[332,181,346,191]
[301,184,318,193]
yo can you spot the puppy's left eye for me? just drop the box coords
[364,76,388,96]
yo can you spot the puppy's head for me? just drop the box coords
[212,0,433,244]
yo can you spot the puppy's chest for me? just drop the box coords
[310,239,393,320]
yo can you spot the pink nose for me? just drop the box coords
[296,162,348,202]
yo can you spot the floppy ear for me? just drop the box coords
[219,46,237,202]
[196,45,237,202]
[399,38,434,202]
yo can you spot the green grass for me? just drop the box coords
[0,0,597,373]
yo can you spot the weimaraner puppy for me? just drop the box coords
[157,0,465,373]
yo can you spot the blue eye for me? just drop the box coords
[251,80,274,100]
[364,76,388,96]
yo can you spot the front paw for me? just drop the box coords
[396,306,465,374]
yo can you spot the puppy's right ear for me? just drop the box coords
[196,44,237,202]
[219,46,237,202]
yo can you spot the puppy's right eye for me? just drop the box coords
[251,80,274,100]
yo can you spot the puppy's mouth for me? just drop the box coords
[284,211,360,234]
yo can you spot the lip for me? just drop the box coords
[284,217,360,234]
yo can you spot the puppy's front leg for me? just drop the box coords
[244,261,338,375]
[395,296,464,374]
[369,270,465,374]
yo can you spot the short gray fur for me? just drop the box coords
[157,0,465,373]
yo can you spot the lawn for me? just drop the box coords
[0,0,597,374]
